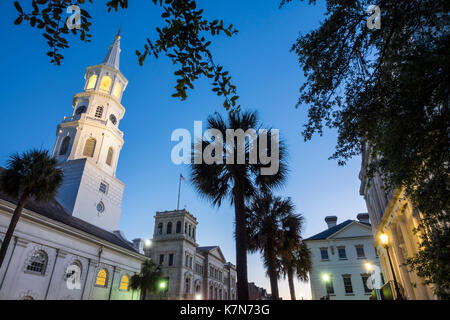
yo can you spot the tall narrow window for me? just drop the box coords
[86,74,98,90]
[176,221,182,233]
[26,250,48,275]
[157,223,163,235]
[83,138,96,157]
[99,75,112,93]
[95,106,104,118]
[96,268,108,287]
[167,222,172,234]
[59,136,70,155]
[120,275,129,291]
[169,254,174,266]
[106,147,114,166]
[159,254,164,265]
[113,82,122,99]
[326,276,335,295]
[342,275,353,294]
[361,275,372,293]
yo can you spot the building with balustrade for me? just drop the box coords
[359,143,437,299]
[144,209,237,300]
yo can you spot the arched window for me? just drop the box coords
[59,136,70,155]
[86,74,98,90]
[99,75,112,93]
[167,222,172,234]
[176,221,182,234]
[106,147,114,166]
[157,223,163,235]
[83,138,96,157]
[26,250,48,275]
[188,225,191,237]
[65,261,82,281]
[95,268,108,287]
[75,106,87,115]
[113,82,122,99]
[95,106,104,118]
[120,275,129,291]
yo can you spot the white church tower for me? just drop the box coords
[52,33,128,231]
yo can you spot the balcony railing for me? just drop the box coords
[61,114,123,137]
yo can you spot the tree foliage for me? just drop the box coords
[13,0,240,112]
[129,259,164,300]
[287,0,449,297]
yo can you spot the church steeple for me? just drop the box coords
[52,32,128,231]
[102,33,121,70]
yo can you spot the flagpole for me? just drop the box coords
[177,174,181,211]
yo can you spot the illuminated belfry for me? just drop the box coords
[52,33,128,231]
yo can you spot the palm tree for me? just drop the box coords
[130,259,164,300]
[190,111,287,300]
[0,149,63,269]
[279,215,312,300]
[246,192,296,300]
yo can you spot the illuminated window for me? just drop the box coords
[95,106,104,118]
[83,138,96,157]
[86,74,98,90]
[59,136,70,155]
[26,250,48,275]
[99,76,112,93]
[120,275,129,291]
[113,82,122,99]
[106,147,114,166]
[96,268,108,287]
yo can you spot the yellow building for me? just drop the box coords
[359,146,437,300]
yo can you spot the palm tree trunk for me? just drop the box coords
[234,184,249,300]
[266,252,279,300]
[287,267,296,300]
[0,193,29,269]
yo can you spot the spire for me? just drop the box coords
[102,30,122,70]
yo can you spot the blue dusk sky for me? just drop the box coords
[0,1,367,299]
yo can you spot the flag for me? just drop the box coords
[180,174,185,181]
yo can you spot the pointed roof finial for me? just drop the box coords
[102,31,122,70]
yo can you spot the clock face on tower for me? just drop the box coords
[109,114,117,125]
[97,202,105,214]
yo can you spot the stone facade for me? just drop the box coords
[359,143,437,299]
[145,209,237,300]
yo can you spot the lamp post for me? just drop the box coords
[158,279,168,300]
[380,233,404,300]
[364,261,381,300]
[321,273,331,300]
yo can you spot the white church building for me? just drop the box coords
[0,34,147,300]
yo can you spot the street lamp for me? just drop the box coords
[195,294,202,300]
[321,273,331,300]
[144,239,152,248]
[380,233,404,300]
